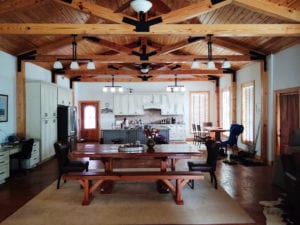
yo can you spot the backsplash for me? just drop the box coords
[115,109,183,125]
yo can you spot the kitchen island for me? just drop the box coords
[101,128,169,144]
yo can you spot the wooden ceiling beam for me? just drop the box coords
[34,54,250,63]
[1,23,299,36]
[64,68,224,76]
[162,0,232,24]
[53,0,134,24]
[233,0,300,22]
[75,76,210,82]
[157,37,205,55]
[83,36,132,55]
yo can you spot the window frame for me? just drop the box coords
[189,91,210,133]
[221,87,231,137]
[241,81,255,145]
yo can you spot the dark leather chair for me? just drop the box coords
[10,138,34,173]
[187,140,220,189]
[54,141,89,189]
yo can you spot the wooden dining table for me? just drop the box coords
[204,127,229,142]
[68,143,205,205]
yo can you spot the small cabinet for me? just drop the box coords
[57,87,72,106]
[161,93,184,115]
[114,94,144,115]
[114,95,129,115]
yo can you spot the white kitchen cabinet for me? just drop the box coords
[163,124,186,141]
[41,118,57,161]
[128,94,144,115]
[114,94,129,115]
[57,87,72,106]
[26,81,58,162]
[0,151,9,184]
[161,93,184,115]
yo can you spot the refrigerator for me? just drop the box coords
[57,105,78,151]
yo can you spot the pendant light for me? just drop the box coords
[102,75,123,93]
[166,75,185,92]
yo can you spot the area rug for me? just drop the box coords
[0,175,254,225]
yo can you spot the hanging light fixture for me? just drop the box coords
[130,0,152,13]
[191,34,231,70]
[53,34,96,70]
[102,75,123,93]
[166,74,185,92]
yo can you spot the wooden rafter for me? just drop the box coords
[53,0,134,24]
[0,23,299,36]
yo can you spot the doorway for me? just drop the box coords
[275,88,300,155]
[79,101,100,142]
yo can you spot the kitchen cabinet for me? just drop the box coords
[57,87,72,106]
[26,81,57,162]
[0,151,9,184]
[114,94,129,115]
[161,93,184,115]
[152,124,186,141]
[114,94,144,115]
[128,94,144,115]
[102,129,169,144]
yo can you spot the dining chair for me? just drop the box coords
[196,124,210,146]
[10,138,34,174]
[187,140,220,189]
[54,141,89,189]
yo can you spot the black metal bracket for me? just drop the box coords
[223,68,236,82]
[132,45,157,61]
[208,75,219,87]
[250,51,267,71]
[17,50,36,72]
[211,0,226,4]
[123,12,162,32]
[70,76,81,89]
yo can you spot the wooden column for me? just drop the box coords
[231,74,237,123]
[215,80,220,127]
[16,61,26,138]
[260,61,268,163]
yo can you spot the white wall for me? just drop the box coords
[0,51,17,142]
[267,44,300,161]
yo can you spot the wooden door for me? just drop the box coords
[275,88,300,155]
[79,101,100,142]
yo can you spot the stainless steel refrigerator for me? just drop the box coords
[57,105,77,151]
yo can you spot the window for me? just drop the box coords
[190,91,210,132]
[221,87,231,130]
[84,105,96,129]
[241,81,254,144]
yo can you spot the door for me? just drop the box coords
[275,89,300,155]
[79,101,100,142]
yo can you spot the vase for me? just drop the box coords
[146,139,155,152]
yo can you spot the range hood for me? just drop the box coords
[143,103,162,110]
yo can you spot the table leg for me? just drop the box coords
[157,158,170,193]
[99,159,114,194]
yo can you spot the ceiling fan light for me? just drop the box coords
[130,0,152,13]
[53,60,63,69]
[222,60,231,69]
[207,60,216,69]
[87,60,96,70]
[140,68,149,73]
[191,60,201,69]
[70,60,79,69]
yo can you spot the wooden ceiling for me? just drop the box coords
[0,0,299,82]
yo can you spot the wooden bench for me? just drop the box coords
[62,171,204,205]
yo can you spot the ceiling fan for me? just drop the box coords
[115,0,171,14]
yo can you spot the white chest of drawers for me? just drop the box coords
[0,150,9,184]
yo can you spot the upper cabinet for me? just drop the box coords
[161,93,184,115]
[114,93,184,116]
[57,87,73,106]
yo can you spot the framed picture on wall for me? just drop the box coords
[0,94,8,122]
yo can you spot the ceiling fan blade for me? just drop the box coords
[149,0,171,13]
[114,1,131,13]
